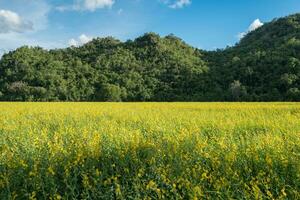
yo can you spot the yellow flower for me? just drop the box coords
[48,167,55,176]
[29,191,37,200]
[115,184,122,197]
[146,180,157,190]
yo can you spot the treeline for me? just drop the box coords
[0,14,300,101]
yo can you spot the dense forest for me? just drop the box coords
[0,14,300,102]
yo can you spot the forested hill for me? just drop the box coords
[0,14,300,102]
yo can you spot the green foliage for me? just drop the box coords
[229,80,247,101]
[1,14,300,101]
[97,84,124,102]
[205,13,300,101]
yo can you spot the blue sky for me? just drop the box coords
[0,0,300,54]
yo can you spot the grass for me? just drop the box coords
[0,103,299,199]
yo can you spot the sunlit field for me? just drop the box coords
[0,103,299,199]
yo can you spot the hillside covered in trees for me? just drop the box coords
[0,14,300,102]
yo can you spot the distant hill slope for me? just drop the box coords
[0,14,299,101]
[206,13,300,101]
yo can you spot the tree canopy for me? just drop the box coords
[0,14,300,101]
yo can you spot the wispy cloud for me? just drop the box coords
[169,0,191,9]
[57,0,115,12]
[0,32,65,57]
[160,0,191,9]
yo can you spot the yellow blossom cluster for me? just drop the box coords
[0,102,299,199]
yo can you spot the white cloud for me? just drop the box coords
[68,38,79,47]
[0,10,33,34]
[68,34,93,46]
[237,32,246,39]
[84,0,114,11]
[0,1,61,57]
[238,19,264,39]
[168,0,191,9]
[79,34,93,44]
[248,19,264,32]
[57,0,115,12]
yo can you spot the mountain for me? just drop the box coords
[0,14,299,101]
[206,13,300,101]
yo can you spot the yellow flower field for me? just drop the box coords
[0,103,299,199]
